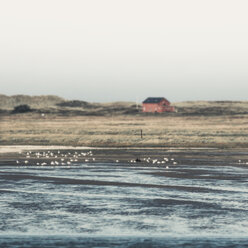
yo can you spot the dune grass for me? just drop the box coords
[1,113,248,148]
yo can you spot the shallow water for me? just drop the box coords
[1,162,248,247]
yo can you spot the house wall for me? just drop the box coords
[142,103,160,112]
[142,100,174,113]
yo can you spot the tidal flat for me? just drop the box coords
[0,147,248,247]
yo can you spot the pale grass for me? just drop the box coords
[0,114,248,147]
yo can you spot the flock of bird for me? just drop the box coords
[16,150,94,167]
[15,150,179,168]
[238,160,248,165]
[14,151,248,168]
[128,157,177,169]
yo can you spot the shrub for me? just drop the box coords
[12,104,32,113]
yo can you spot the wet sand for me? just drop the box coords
[0,145,248,167]
[1,147,248,247]
[1,146,248,188]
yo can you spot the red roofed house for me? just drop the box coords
[142,97,175,113]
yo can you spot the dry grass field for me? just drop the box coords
[1,113,248,148]
[1,95,248,148]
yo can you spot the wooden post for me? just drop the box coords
[141,129,143,139]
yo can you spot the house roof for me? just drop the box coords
[142,97,168,104]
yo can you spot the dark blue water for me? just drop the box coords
[1,161,248,247]
[1,235,248,248]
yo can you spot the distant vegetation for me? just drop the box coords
[0,94,64,109]
[173,101,248,116]
[56,100,94,108]
[0,94,248,116]
[12,104,32,114]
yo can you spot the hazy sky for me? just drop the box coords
[0,0,248,102]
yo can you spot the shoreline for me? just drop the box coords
[0,145,219,154]
[0,145,247,167]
